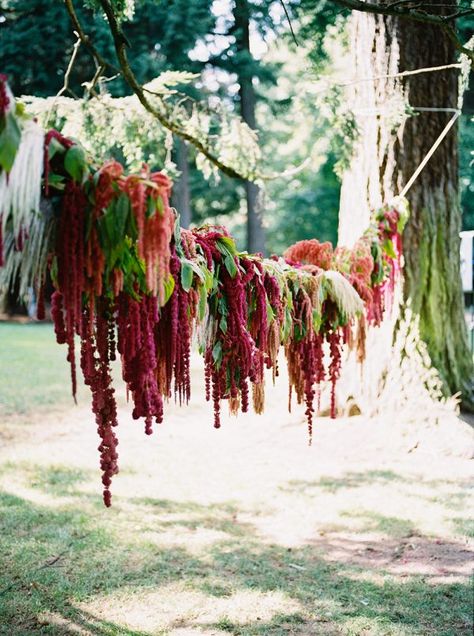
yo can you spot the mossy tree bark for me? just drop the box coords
[338,4,473,411]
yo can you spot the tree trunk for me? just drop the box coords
[338,5,474,412]
[234,0,265,254]
[171,137,192,229]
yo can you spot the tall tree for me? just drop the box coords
[233,0,265,253]
[337,3,473,410]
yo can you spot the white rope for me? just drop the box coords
[398,109,461,199]
[351,106,461,116]
[336,63,463,88]
[412,107,460,113]
[314,63,463,94]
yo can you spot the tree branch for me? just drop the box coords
[65,0,246,181]
[63,0,120,73]
[329,0,474,61]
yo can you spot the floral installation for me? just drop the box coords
[0,77,408,505]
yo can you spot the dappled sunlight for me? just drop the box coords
[78,584,304,634]
[1,351,473,634]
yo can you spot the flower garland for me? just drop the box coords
[0,78,408,505]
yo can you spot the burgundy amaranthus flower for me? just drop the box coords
[327,330,342,419]
[55,181,88,401]
[117,292,163,435]
[80,300,119,507]
[155,250,194,407]
[0,74,10,117]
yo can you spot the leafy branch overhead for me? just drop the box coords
[63,0,265,181]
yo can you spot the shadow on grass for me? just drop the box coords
[0,490,472,635]
[340,510,418,539]
[281,470,405,495]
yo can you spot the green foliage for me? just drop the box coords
[267,154,340,253]
[0,0,116,96]
[0,0,342,248]
[0,110,21,172]
[84,0,136,21]
[460,114,474,231]
[0,0,214,97]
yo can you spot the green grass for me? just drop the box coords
[0,484,471,635]
[0,323,473,635]
[0,323,82,415]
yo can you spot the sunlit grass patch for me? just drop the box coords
[29,465,90,496]
[450,517,474,538]
[341,511,418,539]
[79,584,304,635]
[282,470,404,495]
[0,323,84,416]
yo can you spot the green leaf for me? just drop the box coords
[162,273,175,305]
[198,283,208,321]
[382,238,397,259]
[64,144,88,183]
[47,173,66,191]
[224,254,238,278]
[266,299,274,325]
[48,136,66,161]
[212,340,223,369]
[115,193,131,239]
[146,196,156,218]
[219,315,227,334]
[312,308,322,332]
[181,261,194,292]
[216,235,238,256]
[217,295,228,316]
[0,112,21,172]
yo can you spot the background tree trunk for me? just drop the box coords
[234,0,265,254]
[171,137,192,229]
[338,4,473,412]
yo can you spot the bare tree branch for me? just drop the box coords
[46,33,82,124]
[63,0,120,73]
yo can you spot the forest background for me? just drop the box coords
[1,0,471,256]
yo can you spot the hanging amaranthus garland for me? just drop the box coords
[0,78,408,505]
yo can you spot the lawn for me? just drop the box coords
[0,323,473,635]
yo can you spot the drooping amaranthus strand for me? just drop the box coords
[80,298,119,507]
[285,281,317,441]
[194,231,258,427]
[122,169,174,303]
[117,291,163,435]
[327,329,342,419]
[0,74,10,116]
[86,161,122,296]
[154,249,196,406]
[54,180,88,400]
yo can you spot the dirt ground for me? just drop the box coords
[1,354,473,635]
